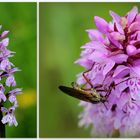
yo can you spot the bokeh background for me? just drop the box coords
[0,3,36,138]
[39,2,140,137]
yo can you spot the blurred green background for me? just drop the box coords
[39,2,140,138]
[0,3,36,138]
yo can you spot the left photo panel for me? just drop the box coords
[0,2,37,138]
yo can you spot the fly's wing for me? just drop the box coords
[59,85,92,102]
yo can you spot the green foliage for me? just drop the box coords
[39,2,140,137]
[0,3,36,138]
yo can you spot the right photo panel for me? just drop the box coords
[39,2,140,138]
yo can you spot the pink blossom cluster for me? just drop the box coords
[76,7,140,137]
[0,27,22,127]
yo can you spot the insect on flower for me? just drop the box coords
[59,82,107,104]
[59,64,112,106]
[59,64,132,107]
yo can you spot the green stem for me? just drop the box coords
[0,108,5,138]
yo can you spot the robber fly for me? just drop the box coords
[59,64,109,104]
[59,82,107,104]
[59,63,132,105]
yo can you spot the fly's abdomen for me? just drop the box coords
[59,85,93,102]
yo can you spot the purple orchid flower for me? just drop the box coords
[1,67,20,78]
[6,75,16,87]
[76,6,140,137]
[0,31,9,39]
[8,88,22,103]
[0,59,13,71]
[1,106,18,127]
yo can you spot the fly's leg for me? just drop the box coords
[103,102,108,110]
[82,63,95,88]
[102,77,134,102]
[114,77,133,87]
[106,77,133,96]
[82,63,110,90]
[98,78,133,111]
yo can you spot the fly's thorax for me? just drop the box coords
[91,88,101,98]
[88,88,101,103]
[90,88,108,103]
